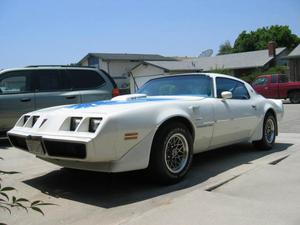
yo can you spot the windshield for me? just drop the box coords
[138,75,212,97]
[252,77,268,86]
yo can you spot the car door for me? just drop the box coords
[67,69,112,103]
[0,70,35,131]
[264,75,279,98]
[32,69,81,110]
[210,77,258,148]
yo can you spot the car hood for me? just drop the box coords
[34,95,206,116]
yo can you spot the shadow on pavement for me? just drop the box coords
[24,142,292,208]
[0,138,11,150]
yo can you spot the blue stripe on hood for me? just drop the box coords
[66,98,176,109]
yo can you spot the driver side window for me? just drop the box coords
[216,77,250,100]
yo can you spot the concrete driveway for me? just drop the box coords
[0,103,300,225]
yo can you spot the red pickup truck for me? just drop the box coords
[252,74,300,103]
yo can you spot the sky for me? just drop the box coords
[0,0,300,69]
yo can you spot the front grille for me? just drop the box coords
[8,135,28,151]
[43,140,86,159]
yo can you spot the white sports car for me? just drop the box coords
[8,73,284,183]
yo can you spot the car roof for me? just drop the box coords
[0,66,99,74]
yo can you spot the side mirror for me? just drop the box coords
[221,91,232,100]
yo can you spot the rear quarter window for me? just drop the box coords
[68,70,105,90]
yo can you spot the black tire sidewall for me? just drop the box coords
[290,91,300,104]
[262,114,276,148]
[149,122,193,183]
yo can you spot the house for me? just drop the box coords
[130,44,288,93]
[77,53,176,93]
[284,44,300,81]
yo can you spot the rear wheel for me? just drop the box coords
[289,91,300,104]
[149,122,193,184]
[253,113,276,150]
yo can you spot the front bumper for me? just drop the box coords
[8,133,90,160]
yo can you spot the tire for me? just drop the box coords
[289,91,300,104]
[148,122,193,184]
[253,113,277,150]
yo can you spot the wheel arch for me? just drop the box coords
[287,88,300,96]
[155,116,195,142]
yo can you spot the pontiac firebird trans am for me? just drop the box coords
[8,73,284,183]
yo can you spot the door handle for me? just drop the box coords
[251,105,257,110]
[20,98,31,102]
[65,96,76,100]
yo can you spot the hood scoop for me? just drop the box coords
[112,94,147,101]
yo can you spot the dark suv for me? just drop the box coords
[0,65,119,135]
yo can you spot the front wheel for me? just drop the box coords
[253,113,277,150]
[148,122,193,184]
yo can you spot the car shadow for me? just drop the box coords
[24,142,292,208]
[0,138,11,150]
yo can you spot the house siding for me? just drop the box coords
[289,58,300,81]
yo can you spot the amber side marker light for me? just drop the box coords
[124,132,138,140]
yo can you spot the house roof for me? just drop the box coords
[284,44,300,59]
[183,47,286,71]
[78,53,176,64]
[143,61,203,72]
[139,48,286,72]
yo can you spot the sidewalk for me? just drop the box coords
[124,134,300,225]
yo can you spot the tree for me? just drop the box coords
[218,40,233,55]
[232,25,300,53]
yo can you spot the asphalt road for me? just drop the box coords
[0,103,300,225]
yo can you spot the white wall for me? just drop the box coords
[130,64,167,93]
[105,61,140,77]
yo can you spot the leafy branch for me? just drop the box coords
[0,158,56,218]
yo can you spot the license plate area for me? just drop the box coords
[26,136,45,155]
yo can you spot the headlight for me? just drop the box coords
[70,117,82,131]
[89,118,102,132]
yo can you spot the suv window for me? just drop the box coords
[252,77,268,86]
[68,70,105,90]
[32,70,63,91]
[0,71,32,94]
[216,77,250,100]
